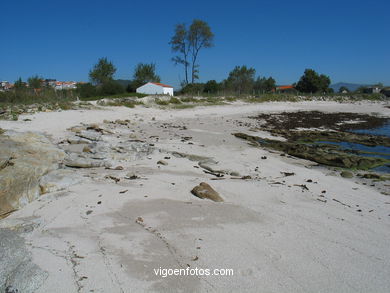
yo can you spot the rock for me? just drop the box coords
[360,173,380,179]
[67,136,91,144]
[68,126,84,133]
[125,172,139,180]
[191,182,224,202]
[39,169,82,194]
[198,161,236,176]
[171,151,210,162]
[82,146,92,153]
[86,123,100,130]
[76,130,101,141]
[157,160,168,166]
[87,124,114,135]
[0,132,65,217]
[115,119,129,125]
[0,228,48,293]
[340,171,353,178]
[5,285,19,293]
[64,153,111,168]
[0,156,13,170]
[60,144,86,154]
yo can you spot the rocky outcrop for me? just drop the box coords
[191,182,224,202]
[233,132,389,170]
[39,169,82,194]
[64,152,111,168]
[0,228,48,292]
[76,130,101,141]
[0,131,65,218]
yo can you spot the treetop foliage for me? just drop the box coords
[133,63,160,86]
[27,75,42,89]
[89,57,116,85]
[295,69,331,93]
[226,65,256,94]
[170,19,214,85]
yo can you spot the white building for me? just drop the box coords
[136,82,174,96]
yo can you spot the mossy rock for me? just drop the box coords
[340,171,353,178]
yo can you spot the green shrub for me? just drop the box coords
[76,83,97,98]
[225,96,238,102]
[155,98,169,105]
[169,97,181,104]
[58,102,73,110]
[99,80,125,96]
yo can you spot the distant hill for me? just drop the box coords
[330,82,367,92]
[115,79,132,87]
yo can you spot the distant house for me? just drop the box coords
[275,85,295,93]
[55,81,77,90]
[44,79,57,88]
[364,87,381,94]
[136,82,174,96]
[0,81,13,91]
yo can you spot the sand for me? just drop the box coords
[1,100,390,292]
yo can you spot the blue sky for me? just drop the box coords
[1,0,389,88]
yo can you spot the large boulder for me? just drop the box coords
[0,131,65,217]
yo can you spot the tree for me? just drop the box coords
[170,23,190,85]
[14,77,26,89]
[225,66,256,94]
[356,86,367,93]
[188,19,214,83]
[180,83,204,95]
[89,57,116,85]
[170,19,214,85]
[27,75,42,89]
[254,76,276,93]
[133,63,160,87]
[203,80,220,94]
[295,69,331,93]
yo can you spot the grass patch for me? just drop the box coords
[225,96,238,102]
[180,97,204,103]
[171,104,196,109]
[80,92,146,101]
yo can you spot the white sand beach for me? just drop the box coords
[1,100,390,293]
